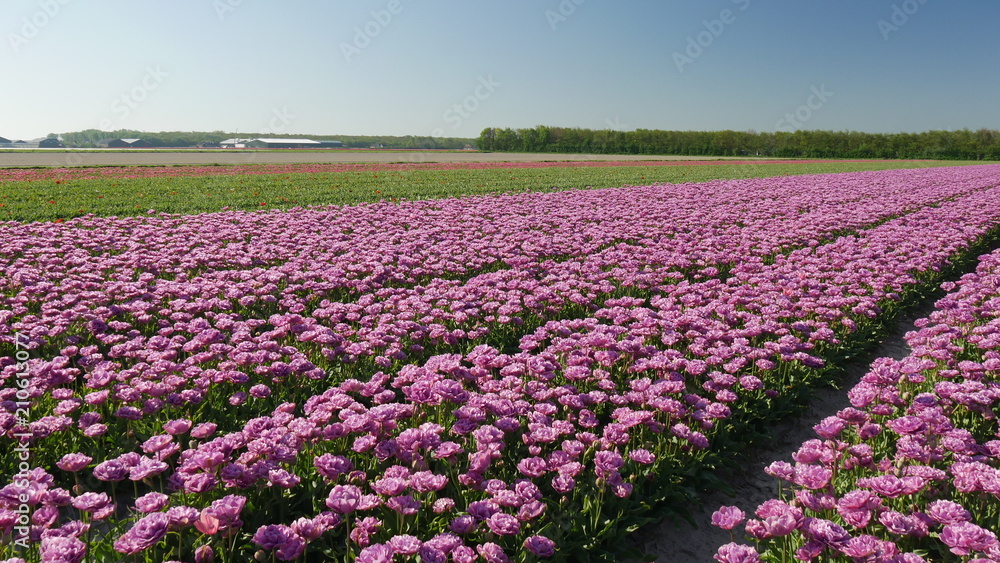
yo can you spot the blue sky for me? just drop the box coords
[2,0,998,140]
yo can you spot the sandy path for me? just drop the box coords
[0,150,766,168]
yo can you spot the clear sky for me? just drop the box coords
[2,0,998,141]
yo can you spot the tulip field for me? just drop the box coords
[0,159,972,223]
[2,162,1000,562]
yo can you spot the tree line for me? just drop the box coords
[58,130,476,150]
[477,126,1000,160]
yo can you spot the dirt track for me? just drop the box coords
[0,150,762,168]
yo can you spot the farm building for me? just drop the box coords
[220,138,252,148]
[97,138,152,148]
[247,138,322,149]
[39,138,64,148]
[0,138,40,148]
[221,138,343,149]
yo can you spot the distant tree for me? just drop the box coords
[478,128,497,151]
[477,126,1000,160]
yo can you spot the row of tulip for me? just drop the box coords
[5,168,995,385]
[713,247,1000,562]
[2,166,1000,562]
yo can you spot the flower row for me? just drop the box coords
[713,247,1000,562]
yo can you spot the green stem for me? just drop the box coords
[345,516,353,562]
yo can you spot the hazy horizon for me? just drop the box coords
[3,1,999,141]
